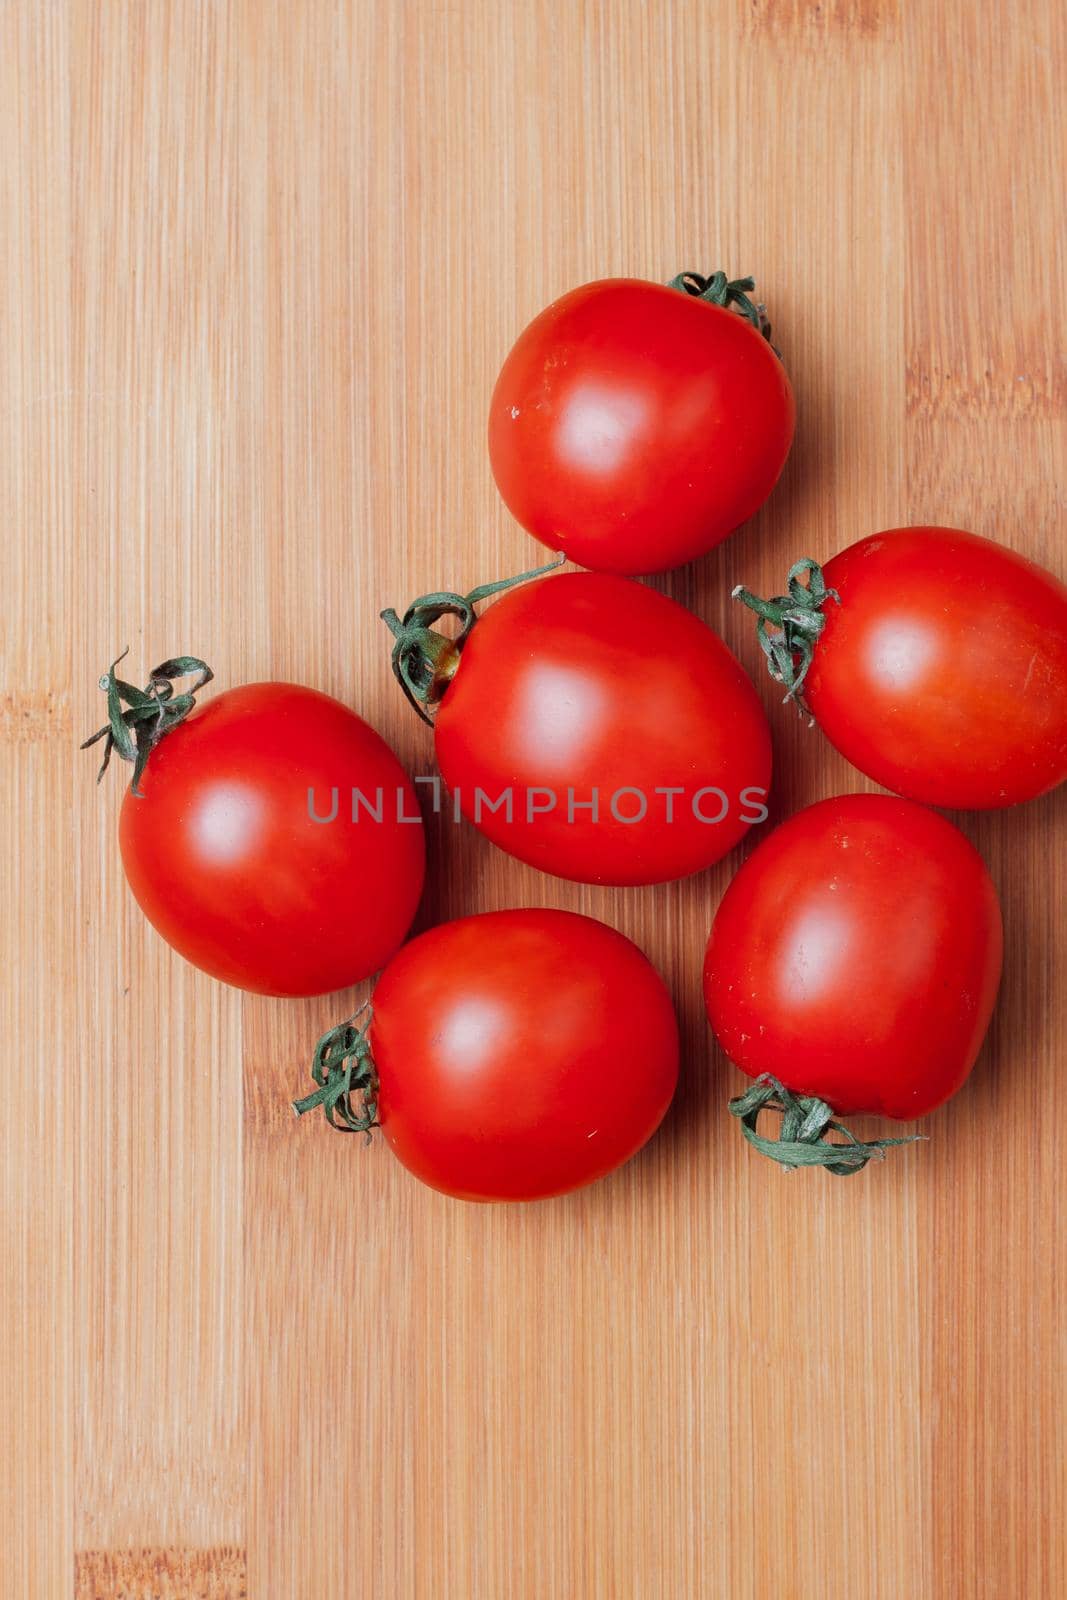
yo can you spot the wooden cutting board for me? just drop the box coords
[3,1,1064,1595]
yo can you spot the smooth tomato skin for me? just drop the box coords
[433,572,773,886]
[371,909,679,1201]
[808,527,1067,808]
[488,279,794,576]
[119,683,425,997]
[704,794,1002,1119]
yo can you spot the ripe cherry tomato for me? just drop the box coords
[382,569,772,886]
[89,666,425,996]
[296,909,679,1201]
[704,794,1002,1168]
[488,274,794,575]
[735,526,1067,809]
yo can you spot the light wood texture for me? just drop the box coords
[2,1,1064,1595]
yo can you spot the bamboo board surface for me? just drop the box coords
[2,2,1065,1596]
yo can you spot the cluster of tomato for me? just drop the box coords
[88,272,1067,1198]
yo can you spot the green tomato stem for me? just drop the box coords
[292,1005,378,1137]
[380,553,565,724]
[728,1074,924,1176]
[81,651,214,796]
[732,557,840,715]
[667,269,778,350]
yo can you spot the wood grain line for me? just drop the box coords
[743,0,897,39]
[71,0,247,1559]
[905,356,1066,419]
[75,1546,248,1600]
[903,2,1067,1595]
[0,688,73,742]
[903,0,1066,430]
[0,4,74,1598]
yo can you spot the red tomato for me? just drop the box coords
[736,527,1067,809]
[384,570,772,885]
[298,909,679,1201]
[114,682,425,996]
[704,794,1002,1139]
[488,276,794,575]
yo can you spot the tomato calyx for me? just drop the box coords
[81,650,214,796]
[732,559,840,715]
[668,270,778,350]
[380,554,565,724]
[292,1006,379,1136]
[728,1074,923,1177]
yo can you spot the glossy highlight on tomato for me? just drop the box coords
[704,794,1002,1123]
[118,682,425,996]
[489,277,795,576]
[369,909,679,1201]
